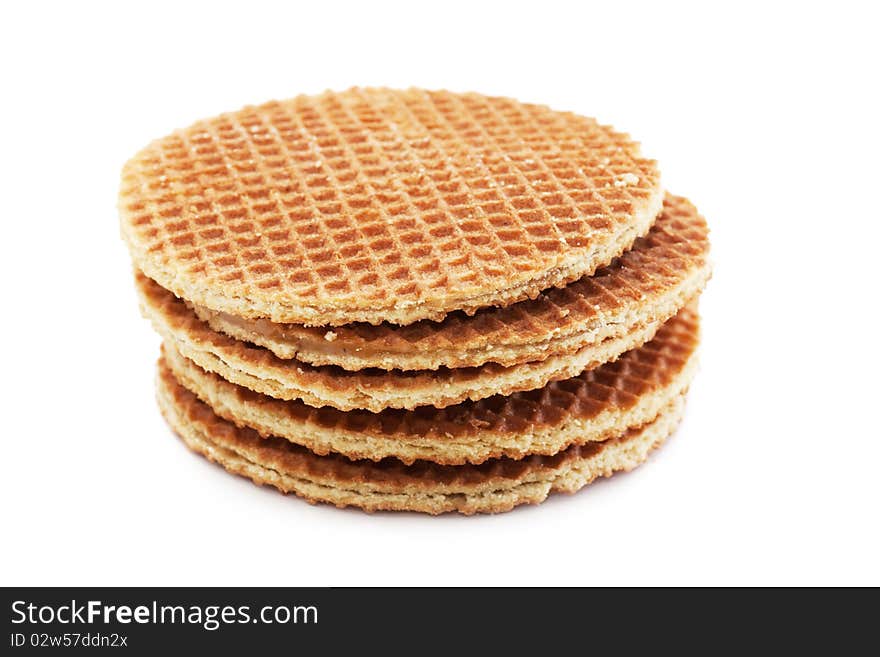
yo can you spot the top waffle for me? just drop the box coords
[119,88,662,326]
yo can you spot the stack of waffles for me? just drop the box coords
[119,88,710,514]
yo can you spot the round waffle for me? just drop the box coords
[157,360,685,515]
[161,305,698,465]
[120,87,662,326]
[191,194,709,370]
[136,272,681,411]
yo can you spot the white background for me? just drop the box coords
[2,1,877,586]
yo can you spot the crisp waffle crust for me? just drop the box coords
[121,88,662,326]
[161,306,699,465]
[136,271,688,411]
[157,359,685,515]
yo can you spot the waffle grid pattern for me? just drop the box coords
[121,88,661,324]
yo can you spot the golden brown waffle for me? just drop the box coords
[192,194,709,370]
[136,272,682,411]
[157,359,685,515]
[162,305,699,465]
[120,88,662,326]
